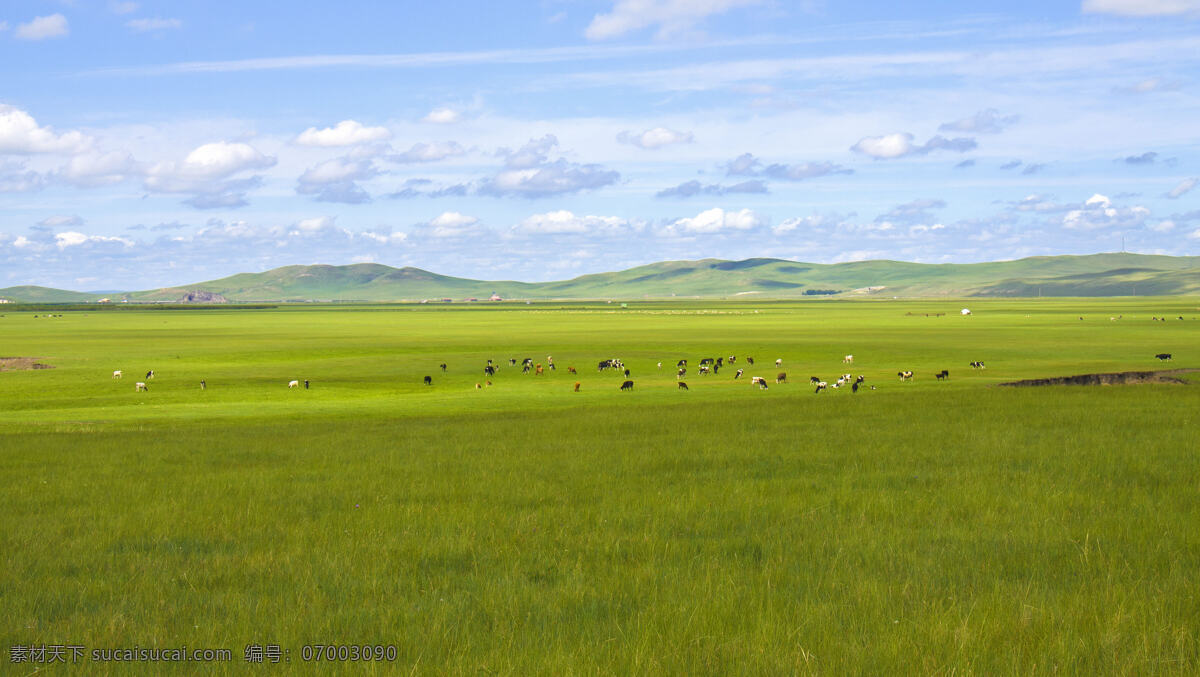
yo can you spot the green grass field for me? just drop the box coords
[2,299,1198,674]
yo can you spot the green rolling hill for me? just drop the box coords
[6,253,1200,303]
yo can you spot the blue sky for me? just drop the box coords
[1,0,1198,290]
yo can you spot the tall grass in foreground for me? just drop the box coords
[2,385,1197,674]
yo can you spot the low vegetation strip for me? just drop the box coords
[0,357,53,371]
[999,369,1198,387]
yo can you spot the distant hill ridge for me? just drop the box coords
[2,253,1198,303]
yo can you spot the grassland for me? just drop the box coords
[1,298,1198,674]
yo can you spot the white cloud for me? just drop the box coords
[850,133,916,159]
[0,160,44,193]
[585,0,762,40]
[667,207,763,234]
[850,132,976,159]
[1082,0,1200,16]
[723,153,852,181]
[293,216,337,233]
[424,211,480,238]
[391,141,466,163]
[422,108,461,124]
[1166,177,1197,199]
[148,142,275,183]
[39,215,84,228]
[15,14,69,40]
[617,127,694,149]
[1062,194,1150,230]
[54,231,132,249]
[480,135,619,198]
[127,18,182,32]
[0,105,93,154]
[295,120,390,147]
[514,210,630,235]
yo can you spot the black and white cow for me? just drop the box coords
[1155,353,1173,361]
[898,370,914,381]
[970,361,986,369]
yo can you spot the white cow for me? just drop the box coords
[288,380,300,389]
[112,370,122,379]
[843,355,853,364]
[775,358,783,366]
[134,382,148,392]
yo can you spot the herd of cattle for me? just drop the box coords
[112,352,1179,395]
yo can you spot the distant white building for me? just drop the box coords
[489,293,502,301]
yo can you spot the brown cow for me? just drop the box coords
[574,382,581,392]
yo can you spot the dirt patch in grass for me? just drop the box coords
[0,357,54,371]
[1000,369,1198,387]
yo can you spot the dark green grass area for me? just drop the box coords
[1,299,1199,673]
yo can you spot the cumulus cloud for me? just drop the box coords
[295,156,376,204]
[127,18,182,32]
[422,108,461,124]
[1166,177,1197,199]
[850,133,976,159]
[938,109,1020,134]
[656,178,767,198]
[39,215,84,228]
[295,120,390,147]
[1062,194,1150,230]
[1082,0,1200,16]
[145,141,275,208]
[513,210,631,235]
[585,0,762,40]
[418,211,481,238]
[386,178,470,199]
[617,127,694,149]
[15,14,68,40]
[0,105,93,154]
[665,207,763,234]
[479,134,619,198]
[773,213,850,234]
[391,141,466,163]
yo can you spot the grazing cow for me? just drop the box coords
[523,358,534,367]
[288,380,299,389]
[699,365,710,375]
[145,370,155,380]
[716,357,724,368]
[523,364,531,374]
[852,381,859,393]
[678,367,687,378]
[574,382,581,392]
[135,382,148,392]
[476,383,482,389]
[775,358,783,367]
[677,359,687,367]
[712,363,720,374]
[970,361,986,369]
[700,358,714,366]
[305,379,310,390]
[810,376,820,384]
[440,363,447,372]
[484,365,496,376]
[898,371,913,381]
[509,358,517,366]
[814,381,827,393]
[200,380,206,390]
[657,362,662,369]
[855,375,865,385]
[567,366,577,374]
[936,370,949,381]
[776,372,787,384]
[112,370,122,379]
[735,368,744,379]
[729,355,737,364]
[677,381,689,390]
[536,365,544,375]
[423,375,432,385]
[623,368,630,377]
[751,376,768,389]
[747,357,755,365]
[1155,353,1173,361]
[620,380,634,391]
[843,355,854,364]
